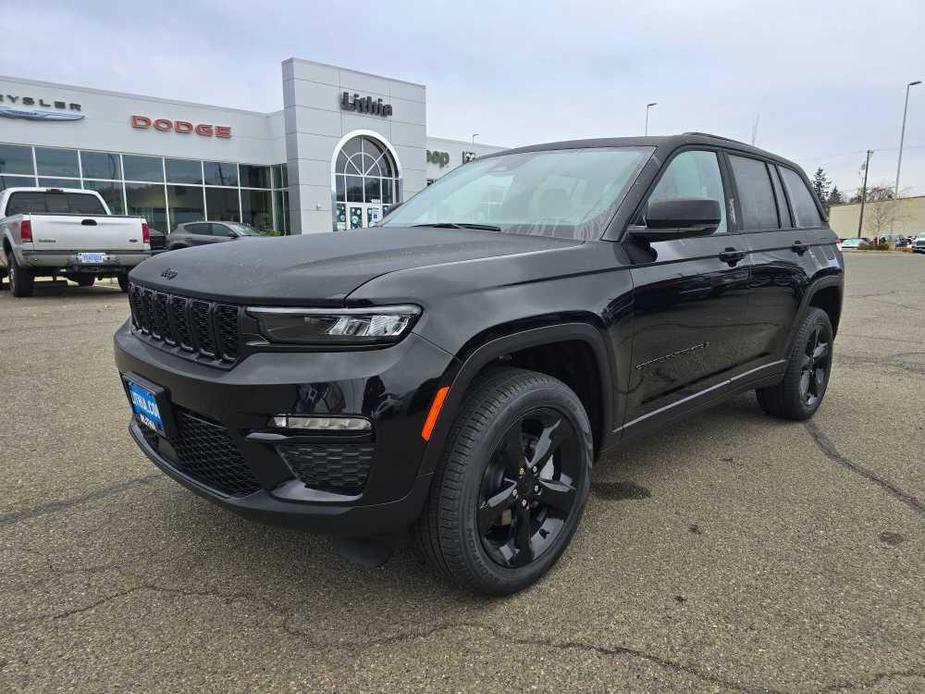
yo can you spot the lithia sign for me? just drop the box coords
[340,92,393,117]
[0,94,84,121]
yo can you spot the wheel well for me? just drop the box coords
[809,286,841,336]
[2,238,10,256]
[484,340,604,456]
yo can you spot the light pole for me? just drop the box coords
[894,80,921,199]
[857,149,873,239]
[644,102,657,136]
[471,133,479,143]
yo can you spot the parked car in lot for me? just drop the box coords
[0,187,150,296]
[912,235,925,254]
[840,237,868,250]
[115,132,843,594]
[166,221,265,250]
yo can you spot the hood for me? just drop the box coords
[129,226,583,304]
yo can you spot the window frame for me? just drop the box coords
[725,153,782,233]
[622,145,737,239]
[777,164,826,229]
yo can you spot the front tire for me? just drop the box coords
[8,253,35,297]
[756,308,834,420]
[415,368,593,595]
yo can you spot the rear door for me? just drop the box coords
[622,148,753,428]
[736,158,832,361]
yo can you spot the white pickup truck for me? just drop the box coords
[0,187,151,297]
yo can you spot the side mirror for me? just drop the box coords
[629,198,721,241]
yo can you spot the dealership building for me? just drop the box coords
[0,58,505,234]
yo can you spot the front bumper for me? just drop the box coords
[114,321,456,536]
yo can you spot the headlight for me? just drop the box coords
[247,305,420,345]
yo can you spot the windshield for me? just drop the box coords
[381,146,653,240]
[226,222,263,236]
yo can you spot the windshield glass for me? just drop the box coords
[381,146,653,240]
[227,222,263,236]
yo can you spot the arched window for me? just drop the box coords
[333,135,400,230]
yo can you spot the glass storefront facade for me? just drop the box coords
[0,143,289,235]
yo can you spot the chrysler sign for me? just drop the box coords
[131,115,231,138]
[0,94,84,121]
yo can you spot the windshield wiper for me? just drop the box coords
[412,222,502,232]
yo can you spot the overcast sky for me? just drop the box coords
[2,0,923,198]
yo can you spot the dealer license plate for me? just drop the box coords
[78,252,107,264]
[127,380,164,435]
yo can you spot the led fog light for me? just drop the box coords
[270,415,372,432]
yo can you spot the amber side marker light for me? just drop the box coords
[421,386,450,441]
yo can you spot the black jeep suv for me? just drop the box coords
[115,133,843,595]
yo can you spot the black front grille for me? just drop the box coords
[278,443,374,495]
[168,409,262,497]
[128,282,241,365]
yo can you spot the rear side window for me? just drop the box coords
[186,223,210,235]
[729,155,778,230]
[5,191,106,216]
[779,167,823,227]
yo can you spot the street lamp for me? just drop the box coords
[644,102,657,136]
[894,80,921,199]
[471,133,479,143]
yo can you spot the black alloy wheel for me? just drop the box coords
[799,324,831,408]
[477,408,582,568]
[416,367,592,595]
[756,307,834,420]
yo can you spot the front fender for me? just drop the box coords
[417,321,616,476]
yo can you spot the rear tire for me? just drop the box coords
[8,253,35,297]
[756,308,833,420]
[415,368,593,595]
[117,275,130,293]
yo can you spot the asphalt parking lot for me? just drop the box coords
[1,254,923,692]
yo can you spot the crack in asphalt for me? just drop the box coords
[0,474,162,527]
[804,420,925,518]
[6,582,775,693]
[5,579,923,693]
[834,352,925,376]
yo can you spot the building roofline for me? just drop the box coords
[426,135,507,149]
[0,74,281,117]
[283,57,426,88]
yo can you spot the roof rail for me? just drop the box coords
[682,131,749,145]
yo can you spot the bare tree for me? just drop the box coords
[862,184,906,238]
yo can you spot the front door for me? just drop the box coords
[622,149,753,430]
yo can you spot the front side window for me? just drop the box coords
[729,155,778,230]
[779,167,823,227]
[210,223,235,237]
[645,150,726,233]
[382,147,653,240]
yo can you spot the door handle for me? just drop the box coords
[790,240,808,255]
[718,247,746,266]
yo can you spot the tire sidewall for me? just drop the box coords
[452,376,593,593]
[787,309,834,418]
